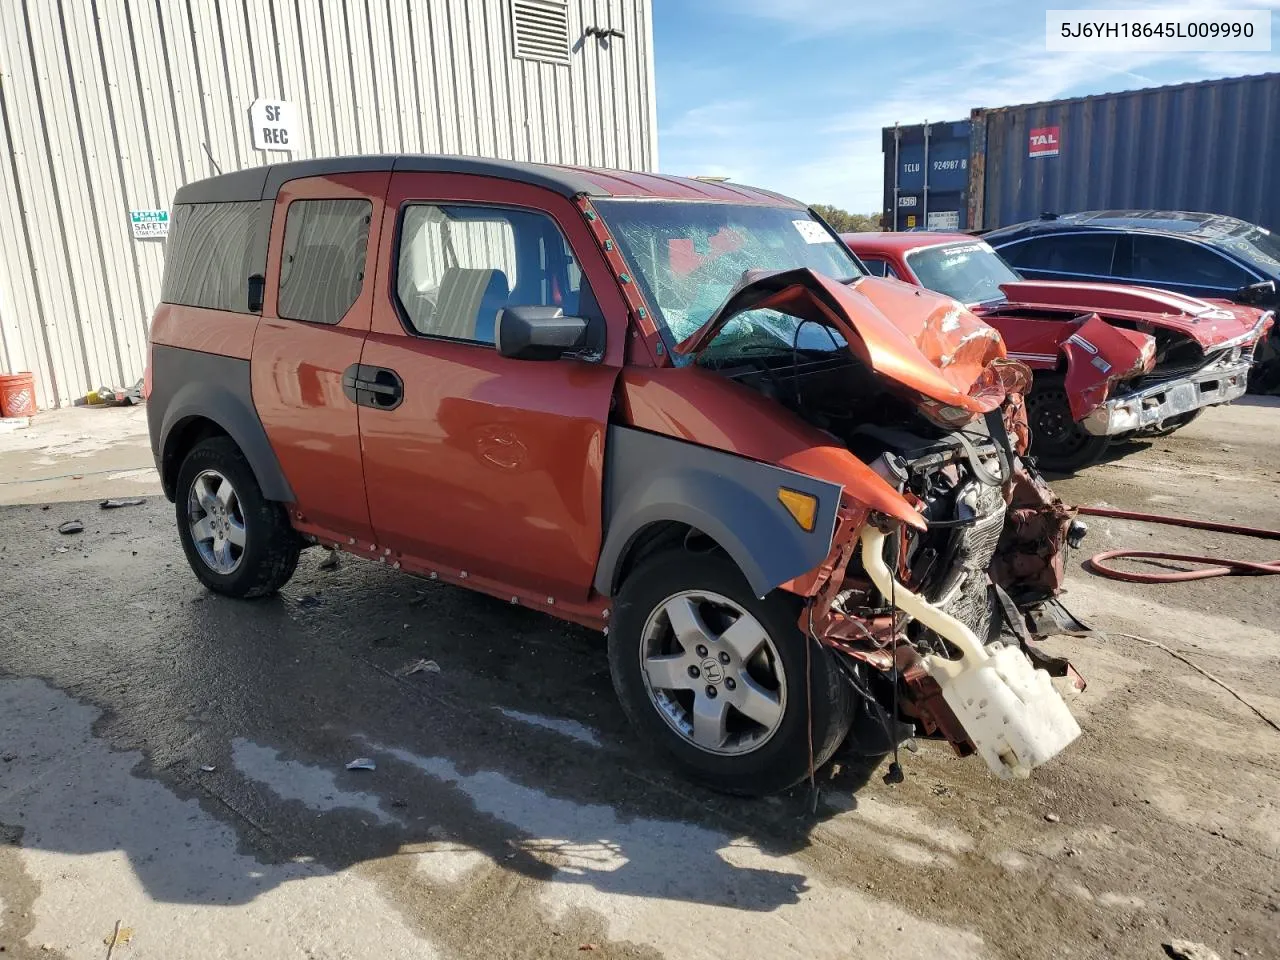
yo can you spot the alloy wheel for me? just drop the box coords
[186,468,247,575]
[639,590,787,756]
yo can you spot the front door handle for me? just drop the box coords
[342,364,404,411]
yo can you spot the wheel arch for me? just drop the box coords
[595,427,841,600]
[155,367,295,504]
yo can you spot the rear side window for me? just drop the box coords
[277,199,373,325]
[161,201,270,312]
[395,203,585,344]
[1003,234,1117,275]
[1130,235,1252,289]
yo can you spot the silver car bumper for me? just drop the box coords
[1081,354,1252,437]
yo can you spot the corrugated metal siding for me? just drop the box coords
[974,73,1280,232]
[0,0,656,410]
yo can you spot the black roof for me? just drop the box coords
[173,155,613,205]
[987,209,1262,242]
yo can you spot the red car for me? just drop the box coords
[148,157,1083,794]
[843,232,1272,470]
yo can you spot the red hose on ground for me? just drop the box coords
[1077,506,1280,583]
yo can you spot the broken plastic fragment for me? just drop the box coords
[345,757,376,771]
[400,658,441,676]
[199,765,216,773]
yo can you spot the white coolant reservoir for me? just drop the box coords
[859,526,1081,779]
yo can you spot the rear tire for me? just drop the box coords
[1026,380,1110,473]
[175,437,300,598]
[609,550,853,796]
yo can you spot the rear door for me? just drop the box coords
[358,173,625,603]
[251,173,389,545]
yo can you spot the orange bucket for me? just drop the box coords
[0,372,37,417]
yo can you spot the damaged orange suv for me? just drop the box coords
[149,157,1083,795]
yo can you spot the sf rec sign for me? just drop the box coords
[250,99,299,152]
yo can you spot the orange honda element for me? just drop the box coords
[149,156,1085,795]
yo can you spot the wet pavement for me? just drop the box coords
[1,399,1278,959]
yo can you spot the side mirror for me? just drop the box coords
[247,274,266,313]
[1234,279,1278,307]
[495,305,597,361]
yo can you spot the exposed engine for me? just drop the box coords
[707,346,1083,775]
[711,349,1059,636]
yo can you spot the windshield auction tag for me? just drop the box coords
[792,220,835,244]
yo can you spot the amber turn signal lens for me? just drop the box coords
[777,488,818,532]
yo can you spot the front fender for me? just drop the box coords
[595,426,842,599]
[1061,316,1154,421]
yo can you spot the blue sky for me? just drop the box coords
[651,0,1280,212]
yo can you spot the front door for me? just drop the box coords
[358,173,624,603]
[252,172,389,545]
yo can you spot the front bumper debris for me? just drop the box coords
[1081,354,1252,436]
[858,526,1081,779]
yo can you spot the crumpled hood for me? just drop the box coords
[997,280,1269,350]
[674,269,1017,417]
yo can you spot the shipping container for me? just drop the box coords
[883,73,1280,235]
[881,120,972,231]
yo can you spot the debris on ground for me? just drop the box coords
[54,546,68,554]
[318,547,340,570]
[399,658,441,676]
[100,497,146,509]
[0,416,31,433]
[199,765,216,773]
[1044,812,1061,823]
[578,945,597,952]
[83,380,144,407]
[57,520,83,535]
[1164,941,1223,960]
[297,594,323,610]
[103,920,133,955]
[345,757,376,771]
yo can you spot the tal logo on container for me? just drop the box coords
[1029,126,1061,158]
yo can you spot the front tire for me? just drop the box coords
[175,437,300,598]
[1026,380,1110,472]
[609,550,853,795]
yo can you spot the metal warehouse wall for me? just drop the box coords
[0,0,657,410]
[971,73,1280,231]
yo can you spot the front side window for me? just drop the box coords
[594,200,863,361]
[906,241,1021,305]
[1130,235,1252,289]
[277,199,372,325]
[396,204,583,344]
[861,257,899,279]
[1003,234,1117,276]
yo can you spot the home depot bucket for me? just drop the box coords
[0,372,37,417]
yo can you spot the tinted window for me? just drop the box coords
[161,201,270,312]
[1002,234,1116,275]
[277,199,372,325]
[396,204,585,344]
[1130,235,1252,288]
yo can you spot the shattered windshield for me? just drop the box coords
[906,241,1022,305]
[593,199,863,362]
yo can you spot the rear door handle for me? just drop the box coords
[342,364,404,411]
